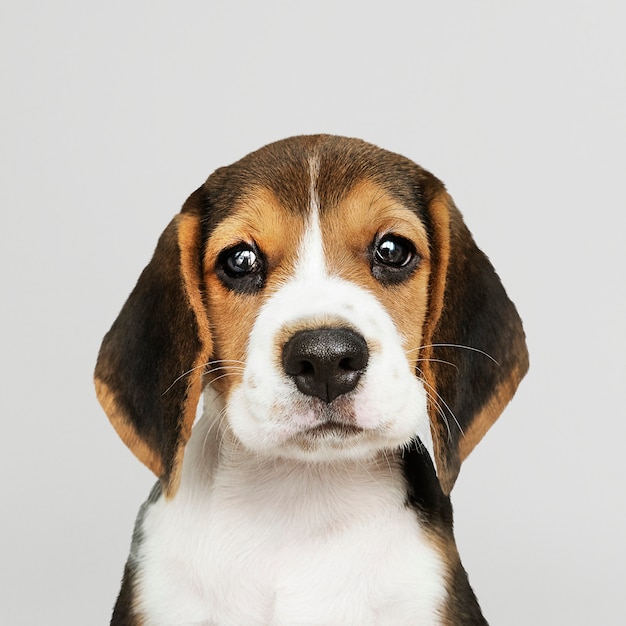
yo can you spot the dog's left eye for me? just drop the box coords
[217,243,265,293]
[371,234,420,284]
[375,235,414,267]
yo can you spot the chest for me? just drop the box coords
[134,454,446,625]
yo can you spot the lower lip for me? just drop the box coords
[306,422,363,437]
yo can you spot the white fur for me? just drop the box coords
[136,395,445,625]
[134,170,445,624]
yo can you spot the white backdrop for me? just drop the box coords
[1,1,624,624]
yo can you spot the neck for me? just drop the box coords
[180,410,409,533]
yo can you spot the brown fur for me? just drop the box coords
[202,188,306,396]
[321,180,431,371]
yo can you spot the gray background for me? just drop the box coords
[1,1,624,624]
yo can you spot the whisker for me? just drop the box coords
[380,450,394,478]
[206,411,230,475]
[161,362,212,396]
[414,357,459,371]
[201,364,246,385]
[208,359,247,366]
[206,371,241,386]
[161,359,246,396]
[197,388,231,476]
[425,389,452,441]
[421,376,464,440]
[416,364,463,441]
[163,358,249,396]
[408,437,427,456]
[204,366,246,375]
[408,343,500,366]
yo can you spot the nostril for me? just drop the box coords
[282,328,369,403]
[300,360,315,374]
[339,357,353,371]
[339,352,367,372]
[289,358,315,377]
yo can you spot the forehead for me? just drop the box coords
[198,135,431,231]
[203,181,429,253]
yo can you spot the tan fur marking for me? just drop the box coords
[418,192,452,347]
[457,361,526,462]
[417,192,453,483]
[178,213,213,356]
[203,188,305,396]
[163,213,215,498]
[94,379,164,478]
[419,521,464,626]
[321,180,432,368]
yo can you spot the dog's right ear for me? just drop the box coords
[94,189,212,498]
[418,181,528,495]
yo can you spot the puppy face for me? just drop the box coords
[204,178,433,462]
[95,135,528,496]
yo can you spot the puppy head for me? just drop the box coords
[95,135,528,497]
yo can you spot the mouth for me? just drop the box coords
[285,420,368,456]
[304,420,364,438]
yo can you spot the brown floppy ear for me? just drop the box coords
[419,181,529,495]
[94,190,212,498]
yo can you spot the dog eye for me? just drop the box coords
[224,247,259,276]
[217,243,265,293]
[371,234,420,284]
[375,235,414,267]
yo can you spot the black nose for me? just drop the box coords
[282,328,369,403]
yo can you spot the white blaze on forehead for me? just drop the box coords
[293,155,327,280]
[309,154,321,210]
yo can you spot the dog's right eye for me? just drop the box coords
[217,243,265,293]
[225,248,259,275]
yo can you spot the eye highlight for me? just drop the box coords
[217,242,265,293]
[375,235,414,267]
[224,247,259,276]
[371,233,420,284]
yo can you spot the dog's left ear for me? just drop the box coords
[418,176,529,495]
[94,189,212,498]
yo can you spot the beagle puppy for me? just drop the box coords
[95,134,528,625]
